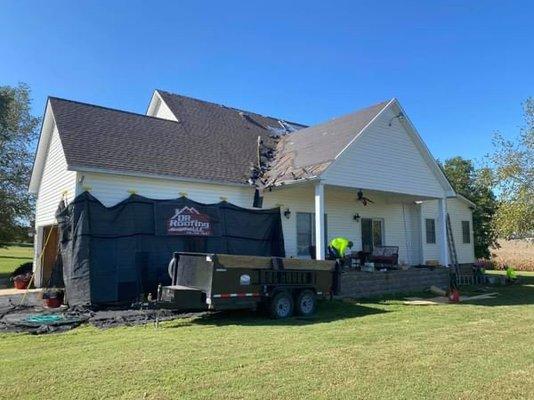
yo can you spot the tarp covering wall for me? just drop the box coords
[57,192,285,306]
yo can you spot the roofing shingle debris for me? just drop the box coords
[46,91,389,193]
[261,100,390,188]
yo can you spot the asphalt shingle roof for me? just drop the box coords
[49,92,389,187]
[264,100,390,185]
[50,94,305,185]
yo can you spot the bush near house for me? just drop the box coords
[0,245,33,280]
[492,239,534,271]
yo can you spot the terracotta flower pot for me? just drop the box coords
[44,297,62,308]
[13,277,30,290]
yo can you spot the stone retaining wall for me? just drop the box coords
[338,267,450,299]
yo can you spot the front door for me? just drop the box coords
[361,218,383,253]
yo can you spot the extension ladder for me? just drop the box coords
[446,213,460,282]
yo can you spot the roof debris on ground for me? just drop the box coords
[0,305,209,334]
[403,292,499,305]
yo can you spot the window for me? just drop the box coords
[361,218,384,252]
[296,213,327,256]
[425,218,436,244]
[462,221,471,243]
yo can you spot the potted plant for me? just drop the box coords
[42,289,64,308]
[11,272,32,289]
[10,262,33,289]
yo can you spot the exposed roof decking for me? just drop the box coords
[264,100,390,186]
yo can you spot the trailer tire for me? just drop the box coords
[269,291,294,319]
[295,289,317,316]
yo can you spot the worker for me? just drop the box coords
[505,266,518,283]
[328,237,353,258]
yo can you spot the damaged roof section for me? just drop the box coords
[49,94,306,185]
[155,91,307,187]
[263,100,390,187]
[42,91,390,191]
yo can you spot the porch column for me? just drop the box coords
[314,182,325,260]
[438,197,450,267]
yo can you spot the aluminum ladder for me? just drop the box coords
[446,213,460,285]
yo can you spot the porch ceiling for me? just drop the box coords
[269,180,441,203]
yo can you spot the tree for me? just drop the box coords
[489,98,534,238]
[0,83,40,245]
[442,156,498,259]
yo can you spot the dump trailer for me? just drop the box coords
[160,252,337,318]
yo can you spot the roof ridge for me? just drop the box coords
[286,99,391,136]
[156,89,308,127]
[48,96,182,124]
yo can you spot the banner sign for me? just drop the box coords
[167,206,212,236]
[154,200,220,237]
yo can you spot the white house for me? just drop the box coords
[29,90,475,287]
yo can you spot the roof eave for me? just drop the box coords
[68,165,251,188]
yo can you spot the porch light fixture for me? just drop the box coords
[353,213,361,222]
[283,208,291,219]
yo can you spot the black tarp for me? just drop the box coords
[56,192,284,306]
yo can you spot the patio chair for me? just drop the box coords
[368,246,399,266]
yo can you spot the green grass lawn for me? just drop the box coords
[0,245,33,279]
[1,273,533,399]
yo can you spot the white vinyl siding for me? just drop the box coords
[447,198,475,263]
[323,106,445,198]
[68,172,473,264]
[264,184,422,263]
[78,172,255,207]
[420,198,475,264]
[34,123,77,226]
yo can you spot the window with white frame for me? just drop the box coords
[296,212,328,256]
[462,220,471,243]
[361,218,384,252]
[425,218,436,244]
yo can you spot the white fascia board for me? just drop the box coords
[69,165,250,188]
[268,177,319,191]
[450,193,477,208]
[28,100,56,194]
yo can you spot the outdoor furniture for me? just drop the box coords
[368,246,399,266]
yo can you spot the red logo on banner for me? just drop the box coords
[167,207,212,236]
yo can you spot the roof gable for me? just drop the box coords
[321,99,454,197]
[264,100,390,186]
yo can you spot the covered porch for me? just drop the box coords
[263,181,451,268]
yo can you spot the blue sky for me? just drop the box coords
[1,1,532,164]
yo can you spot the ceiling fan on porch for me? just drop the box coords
[357,189,374,206]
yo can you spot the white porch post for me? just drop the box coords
[438,197,450,267]
[314,182,325,260]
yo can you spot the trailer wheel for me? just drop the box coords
[269,291,294,319]
[295,289,317,316]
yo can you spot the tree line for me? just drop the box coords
[1,83,532,258]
